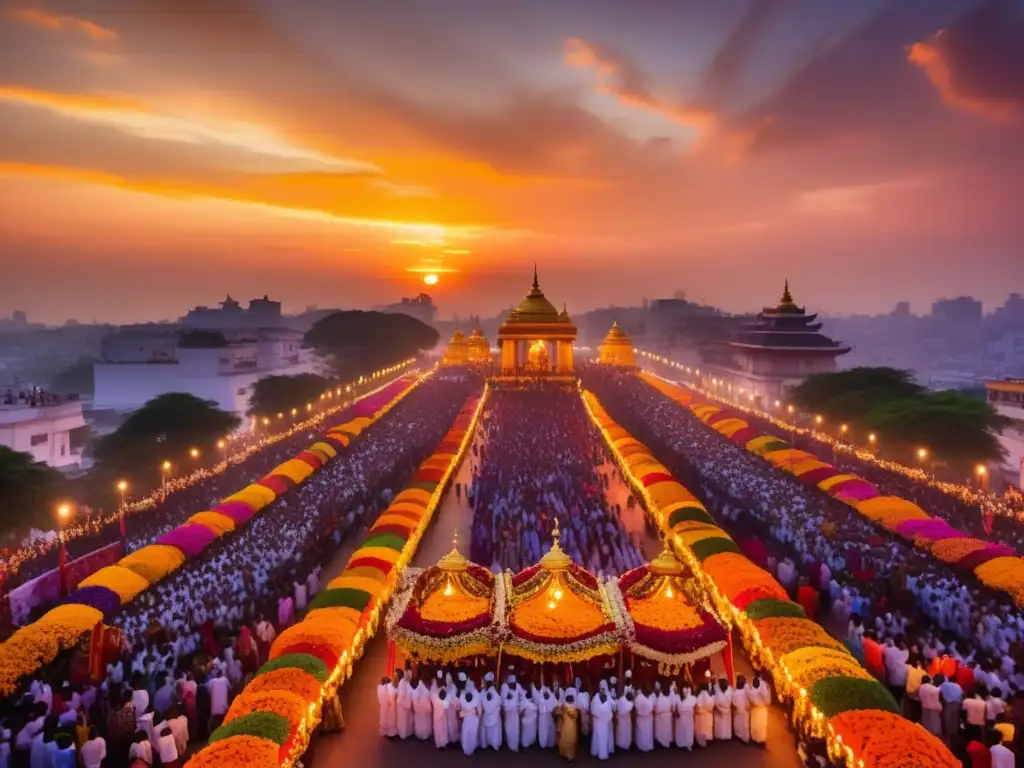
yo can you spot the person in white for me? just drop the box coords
[537,687,557,748]
[654,683,674,748]
[155,725,177,768]
[749,672,771,746]
[396,669,414,739]
[676,684,696,750]
[713,678,734,741]
[377,677,398,737]
[622,670,635,699]
[207,670,230,726]
[589,689,615,760]
[446,676,461,746]
[732,675,751,743]
[962,689,987,742]
[577,685,591,737]
[480,684,502,750]
[990,732,1015,768]
[412,679,433,740]
[918,676,942,736]
[633,688,655,752]
[695,683,715,747]
[502,686,520,752]
[458,690,480,756]
[615,691,634,751]
[79,730,106,768]
[431,687,449,749]
[520,688,538,748]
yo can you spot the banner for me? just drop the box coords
[6,542,123,626]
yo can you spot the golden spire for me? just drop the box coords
[649,538,683,576]
[438,528,468,572]
[779,278,796,308]
[540,519,572,570]
[532,263,539,291]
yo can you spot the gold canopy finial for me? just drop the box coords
[779,278,795,308]
[540,519,572,571]
[649,538,683,576]
[438,528,468,572]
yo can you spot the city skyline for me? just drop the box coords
[1,0,1023,323]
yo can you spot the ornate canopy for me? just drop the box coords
[466,328,492,363]
[598,321,636,366]
[441,329,470,365]
[497,267,577,373]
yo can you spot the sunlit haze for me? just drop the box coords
[1,0,1023,323]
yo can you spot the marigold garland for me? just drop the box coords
[626,595,705,632]
[418,590,489,624]
[184,734,280,768]
[809,676,898,718]
[829,710,960,768]
[752,617,848,657]
[224,690,307,731]
[209,712,292,746]
[188,511,237,537]
[78,566,152,604]
[119,544,187,583]
[241,668,323,705]
[256,653,329,682]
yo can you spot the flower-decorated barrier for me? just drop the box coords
[386,544,501,663]
[502,523,622,664]
[187,387,486,768]
[642,372,1024,608]
[0,372,422,696]
[580,389,957,768]
[605,545,727,667]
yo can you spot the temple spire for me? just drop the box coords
[780,278,795,307]
[532,263,539,291]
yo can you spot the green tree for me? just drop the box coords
[0,446,65,534]
[305,311,438,377]
[247,374,333,417]
[92,393,241,482]
[789,367,924,423]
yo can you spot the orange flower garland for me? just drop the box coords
[184,734,281,768]
[243,669,324,705]
[930,537,989,564]
[512,588,607,640]
[702,552,787,602]
[829,710,959,768]
[418,591,489,624]
[626,596,704,632]
[119,545,187,583]
[224,690,306,732]
[752,617,848,657]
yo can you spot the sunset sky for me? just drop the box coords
[1,0,1022,324]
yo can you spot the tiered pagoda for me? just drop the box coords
[441,329,469,365]
[598,322,636,367]
[497,267,577,374]
[699,281,850,407]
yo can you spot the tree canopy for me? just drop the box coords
[0,446,65,534]
[247,373,333,417]
[788,367,1010,469]
[92,393,241,481]
[304,310,438,377]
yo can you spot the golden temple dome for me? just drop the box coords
[604,321,627,341]
[539,520,572,571]
[438,531,469,572]
[450,329,467,344]
[649,540,683,576]
[508,266,561,324]
[598,321,635,366]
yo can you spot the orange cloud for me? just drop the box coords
[7,8,118,41]
[908,35,1021,125]
[564,37,716,132]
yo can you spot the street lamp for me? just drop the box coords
[917,447,929,461]
[787,405,795,415]
[976,464,989,491]
[161,461,172,498]
[840,424,849,437]
[57,503,71,596]
[116,480,128,511]
[190,447,200,460]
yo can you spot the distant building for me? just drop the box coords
[182,295,290,330]
[892,301,911,317]
[931,296,983,329]
[985,380,1024,489]
[375,294,437,326]
[0,392,86,469]
[698,281,850,408]
[93,327,316,415]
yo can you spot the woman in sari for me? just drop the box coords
[557,695,580,762]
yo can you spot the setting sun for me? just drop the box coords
[423,273,439,286]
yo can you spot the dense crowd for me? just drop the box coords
[468,384,643,577]
[0,371,479,768]
[582,367,1024,762]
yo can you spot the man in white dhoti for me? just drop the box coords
[749,673,770,746]
[520,688,538,748]
[500,668,517,699]
[502,688,520,752]
[695,684,715,747]
[377,677,398,737]
[459,691,480,756]
[615,692,634,750]
[713,679,734,741]
[480,685,502,750]
[537,688,557,748]
[412,679,433,740]
[675,684,695,750]
[732,676,751,744]
[590,690,615,760]
[396,671,414,739]
[633,688,655,752]
[431,688,449,748]
[446,676,460,745]
[654,683,674,748]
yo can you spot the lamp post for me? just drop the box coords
[976,464,989,492]
[116,480,128,547]
[57,503,71,597]
[161,460,172,500]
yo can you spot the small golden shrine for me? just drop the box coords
[598,322,636,367]
[466,328,492,364]
[497,267,577,374]
[441,329,469,365]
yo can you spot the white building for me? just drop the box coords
[93,327,318,415]
[985,380,1024,490]
[182,294,292,330]
[0,397,86,469]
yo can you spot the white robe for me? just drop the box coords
[396,679,414,739]
[502,692,520,752]
[446,685,460,745]
[377,683,398,737]
[732,687,751,743]
[577,691,591,736]
[749,683,770,744]
[615,697,634,750]
[520,697,538,748]
[713,688,734,741]
[590,695,614,760]
[695,691,714,747]
[675,694,696,750]
[537,693,557,748]
[633,693,655,752]
[654,693,674,748]
[431,693,449,748]
[481,690,502,750]
[459,694,480,756]
[412,685,433,740]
